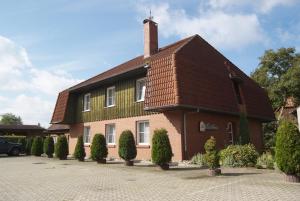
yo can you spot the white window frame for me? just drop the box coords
[105,124,116,145]
[137,120,150,145]
[106,86,115,107]
[83,93,91,112]
[83,126,91,145]
[136,78,146,102]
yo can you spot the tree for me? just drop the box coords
[43,136,54,158]
[204,136,220,170]
[17,138,26,150]
[0,113,22,125]
[55,135,68,160]
[118,130,137,165]
[251,47,300,110]
[74,136,86,161]
[275,121,300,178]
[91,134,108,163]
[31,136,43,156]
[25,138,33,155]
[239,113,250,145]
[151,128,173,169]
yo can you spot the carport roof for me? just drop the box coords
[0,125,45,136]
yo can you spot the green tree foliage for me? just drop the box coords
[17,137,26,150]
[239,113,250,145]
[91,134,108,162]
[55,135,68,160]
[118,130,137,162]
[74,136,86,161]
[43,136,54,158]
[275,121,300,176]
[25,138,33,155]
[151,128,173,165]
[31,136,43,156]
[0,113,22,125]
[204,136,219,169]
[251,47,300,110]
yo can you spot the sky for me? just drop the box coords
[0,0,299,127]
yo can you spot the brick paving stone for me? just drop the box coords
[0,156,299,201]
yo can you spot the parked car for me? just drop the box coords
[0,137,24,156]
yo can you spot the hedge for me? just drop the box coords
[31,136,43,156]
[55,135,69,160]
[43,136,54,158]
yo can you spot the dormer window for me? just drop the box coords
[136,78,146,102]
[83,93,91,111]
[106,86,115,107]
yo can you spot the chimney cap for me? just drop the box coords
[143,18,157,24]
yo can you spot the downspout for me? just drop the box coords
[183,112,187,159]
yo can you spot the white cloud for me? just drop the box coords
[137,3,266,50]
[0,35,81,127]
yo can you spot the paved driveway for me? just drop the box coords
[0,156,299,201]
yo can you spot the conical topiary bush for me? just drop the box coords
[91,134,108,163]
[31,136,43,156]
[55,135,68,160]
[25,137,33,155]
[17,137,26,151]
[204,136,220,176]
[118,130,137,166]
[43,136,54,158]
[74,136,86,161]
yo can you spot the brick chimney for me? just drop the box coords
[143,19,158,58]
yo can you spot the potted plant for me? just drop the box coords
[91,134,108,164]
[43,136,54,158]
[151,128,173,170]
[275,120,300,182]
[118,130,137,166]
[204,136,221,176]
[55,135,68,160]
[74,136,86,161]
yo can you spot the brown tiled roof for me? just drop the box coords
[51,90,69,123]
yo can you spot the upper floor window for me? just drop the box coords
[106,86,115,107]
[83,126,91,144]
[83,93,91,111]
[136,78,146,102]
[137,120,150,145]
[105,124,115,144]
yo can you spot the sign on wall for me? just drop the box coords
[199,121,218,132]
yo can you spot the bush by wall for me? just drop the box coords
[55,135,68,160]
[151,128,173,166]
[239,113,250,145]
[31,136,43,156]
[190,153,206,167]
[25,138,33,155]
[256,152,274,169]
[204,137,219,169]
[74,136,86,161]
[219,144,258,167]
[275,120,300,176]
[118,130,137,162]
[91,134,108,163]
[43,136,54,158]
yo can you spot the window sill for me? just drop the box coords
[105,105,115,108]
[137,144,150,149]
[82,110,90,112]
[136,99,144,103]
[84,143,91,147]
[107,144,116,148]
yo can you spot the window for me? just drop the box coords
[105,124,115,144]
[83,126,91,144]
[137,121,150,145]
[106,86,115,107]
[83,93,91,111]
[226,122,234,144]
[136,78,146,101]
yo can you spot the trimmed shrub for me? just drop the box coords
[256,152,274,169]
[204,137,219,169]
[220,144,258,167]
[31,136,43,156]
[17,137,26,150]
[74,136,86,161]
[275,121,300,176]
[151,128,173,165]
[239,113,250,145]
[91,134,108,163]
[190,153,206,167]
[118,130,137,162]
[25,138,33,155]
[55,135,68,160]
[43,136,54,158]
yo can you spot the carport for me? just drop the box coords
[0,125,45,136]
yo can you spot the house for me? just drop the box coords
[50,18,275,161]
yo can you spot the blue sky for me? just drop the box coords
[0,0,299,126]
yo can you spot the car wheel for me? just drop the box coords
[11,148,20,156]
